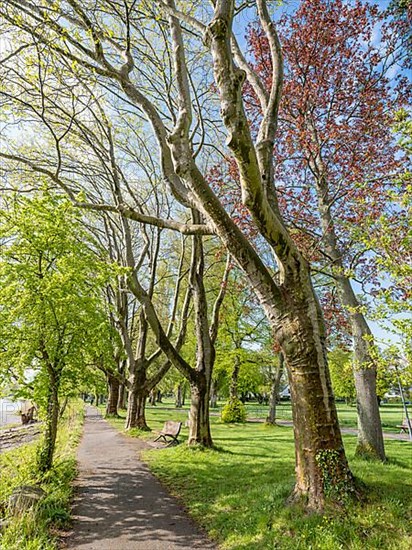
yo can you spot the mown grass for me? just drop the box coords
[239,401,407,432]
[0,400,85,550]
[136,398,408,432]
[113,406,412,550]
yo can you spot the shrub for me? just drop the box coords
[221,399,247,423]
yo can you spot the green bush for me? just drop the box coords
[221,399,247,423]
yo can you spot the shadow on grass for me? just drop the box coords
[143,425,412,550]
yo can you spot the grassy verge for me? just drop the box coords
[0,400,85,550]
[119,407,411,550]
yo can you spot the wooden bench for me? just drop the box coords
[154,421,182,447]
[396,418,411,434]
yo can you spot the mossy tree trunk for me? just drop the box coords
[38,367,60,474]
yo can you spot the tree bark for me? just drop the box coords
[210,378,218,408]
[336,278,385,459]
[117,358,127,410]
[186,220,215,447]
[175,383,183,408]
[134,392,149,430]
[307,125,385,461]
[188,376,213,446]
[125,387,150,430]
[229,354,241,400]
[125,362,151,430]
[38,370,60,473]
[279,310,354,508]
[117,383,127,410]
[106,373,120,417]
[266,353,284,424]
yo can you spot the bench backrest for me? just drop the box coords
[162,420,182,436]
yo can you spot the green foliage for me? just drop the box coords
[221,398,247,423]
[329,346,395,401]
[0,190,117,412]
[328,348,355,401]
[0,400,84,550]
[354,110,412,365]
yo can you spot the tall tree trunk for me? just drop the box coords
[270,284,355,508]
[134,391,149,430]
[266,353,284,425]
[175,383,183,408]
[117,358,127,410]
[106,373,120,417]
[117,383,127,410]
[188,376,212,446]
[229,354,241,400]
[38,370,60,473]
[59,396,69,419]
[336,276,385,459]
[311,153,385,461]
[125,369,150,431]
[125,388,138,429]
[187,219,215,447]
[210,378,218,408]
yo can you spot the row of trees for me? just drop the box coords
[0,0,410,509]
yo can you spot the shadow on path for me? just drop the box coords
[65,407,216,550]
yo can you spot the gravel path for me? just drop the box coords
[65,407,216,550]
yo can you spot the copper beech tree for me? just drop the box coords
[0,0,361,508]
[243,0,410,460]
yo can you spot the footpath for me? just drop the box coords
[65,407,215,550]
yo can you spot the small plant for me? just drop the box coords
[221,399,247,423]
[315,448,357,505]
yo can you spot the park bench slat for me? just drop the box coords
[396,418,410,434]
[154,421,182,447]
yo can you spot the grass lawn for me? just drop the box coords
[121,398,409,431]
[106,404,412,550]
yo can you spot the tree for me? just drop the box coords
[215,270,267,403]
[0,191,114,472]
[360,110,412,363]
[0,0,356,508]
[245,0,411,460]
[328,348,356,404]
